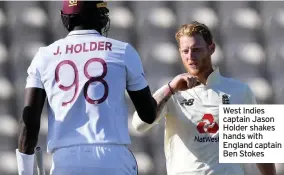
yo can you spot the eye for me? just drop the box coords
[182,50,189,54]
[192,48,200,52]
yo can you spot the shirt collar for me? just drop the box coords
[67,30,101,36]
[206,68,221,86]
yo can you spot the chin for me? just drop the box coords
[188,68,200,76]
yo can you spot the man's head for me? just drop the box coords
[175,21,215,77]
[61,0,110,34]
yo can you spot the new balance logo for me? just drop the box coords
[180,99,194,106]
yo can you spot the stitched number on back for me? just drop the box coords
[55,58,109,106]
[83,58,108,104]
[55,60,79,106]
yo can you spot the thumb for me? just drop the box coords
[189,75,201,86]
[195,78,201,86]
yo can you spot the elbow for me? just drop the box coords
[135,96,157,124]
[137,101,157,124]
[139,110,156,124]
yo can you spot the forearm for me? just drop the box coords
[154,84,173,117]
[132,84,173,132]
[16,119,39,175]
[256,163,276,175]
[16,89,45,174]
[18,121,40,155]
[18,106,40,155]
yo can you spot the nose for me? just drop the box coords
[187,51,197,62]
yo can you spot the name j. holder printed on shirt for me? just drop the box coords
[219,105,284,163]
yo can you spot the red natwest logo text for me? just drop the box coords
[196,114,219,133]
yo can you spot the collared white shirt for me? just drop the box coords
[133,68,256,175]
[26,30,148,153]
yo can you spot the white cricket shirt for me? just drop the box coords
[132,68,257,175]
[26,30,148,153]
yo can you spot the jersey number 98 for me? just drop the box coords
[55,58,108,106]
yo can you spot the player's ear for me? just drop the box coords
[208,42,215,55]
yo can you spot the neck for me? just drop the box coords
[73,26,85,30]
[72,26,100,33]
[196,66,214,85]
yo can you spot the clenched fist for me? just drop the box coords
[169,73,200,93]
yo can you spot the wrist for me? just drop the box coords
[168,81,175,95]
[16,149,35,175]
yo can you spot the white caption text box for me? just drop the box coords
[219,105,284,163]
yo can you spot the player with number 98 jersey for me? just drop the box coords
[16,1,157,175]
[26,32,145,153]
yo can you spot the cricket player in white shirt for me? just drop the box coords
[132,21,276,175]
[16,1,158,175]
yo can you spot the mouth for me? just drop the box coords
[189,62,198,69]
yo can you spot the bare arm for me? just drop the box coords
[132,73,198,132]
[18,88,46,155]
[132,84,173,132]
[256,163,276,175]
[154,84,173,117]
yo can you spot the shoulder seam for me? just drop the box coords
[122,43,130,69]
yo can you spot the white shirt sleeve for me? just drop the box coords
[124,44,148,91]
[25,48,44,89]
[132,85,169,133]
[245,85,257,104]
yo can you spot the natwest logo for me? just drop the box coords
[196,113,219,133]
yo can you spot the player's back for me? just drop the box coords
[36,30,135,153]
